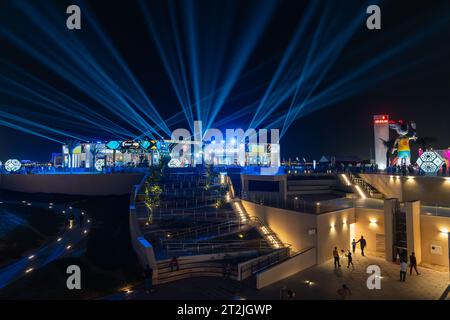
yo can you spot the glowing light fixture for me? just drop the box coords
[95,159,105,172]
[354,185,367,199]
[4,159,21,172]
[416,151,444,174]
[168,158,182,168]
[341,174,351,186]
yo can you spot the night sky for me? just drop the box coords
[0,0,449,161]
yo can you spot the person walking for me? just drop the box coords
[280,285,288,300]
[144,265,153,293]
[409,252,420,276]
[68,212,75,229]
[286,289,295,300]
[400,260,407,282]
[224,263,231,278]
[351,239,356,254]
[333,247,341,268]
[346,250,354,268]
[170,257,180,272]
[356,236,367,256]
[337,284,352,299]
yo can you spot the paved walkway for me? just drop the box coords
[245,253,450,300]
[106,253,449,300]
[0,201,91,289]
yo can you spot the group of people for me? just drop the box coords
[333,236,367,269]
[399,251,420,282]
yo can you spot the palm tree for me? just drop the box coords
[415,136,437,151]
[144,158,168,224]
[380,138,397,168]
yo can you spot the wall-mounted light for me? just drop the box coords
[440,228,449,235]
[370,219,378,225]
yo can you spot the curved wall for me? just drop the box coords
[0,173,144,195]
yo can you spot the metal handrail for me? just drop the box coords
[161,220,242,241]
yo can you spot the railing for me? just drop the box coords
[163,239,271,254]
[238,247,290,280]
[137,207,236,221]
[161,220,243,241]
[439,285,450,300]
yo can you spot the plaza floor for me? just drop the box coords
[114,252,449,300]
[245,252,450,300]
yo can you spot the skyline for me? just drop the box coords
[0,0,449,161]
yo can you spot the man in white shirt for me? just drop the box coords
[400,260,407,282]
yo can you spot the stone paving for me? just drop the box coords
[111,252,449,300]
[243,252,450,300]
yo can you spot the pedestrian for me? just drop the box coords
[69,212,75,229]
[280,285,288,300]
[400,260,407,282]
[144,264,153,293]
[351,239,356,254]
[333,247,341,268]
[409,252,420,276]
[170,256,180,272]
[286,289,295,300]
[346,250,354,268]
[337,284,352,299]
[356,235,367,256]
[224,263,231,278]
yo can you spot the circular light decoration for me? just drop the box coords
[4,159,21,172]
[95,159,105,172]
[168,158,182,168]
[416,151,444,174]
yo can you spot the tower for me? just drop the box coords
[373,115,390,170]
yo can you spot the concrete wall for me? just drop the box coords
[420,215,450,268]
[0,173,144,195]
[360,174,450,206]
[316,208,355,264]
[241,200,316,252]
[406,201,422,264]
[354,207,385,255]
[256,247,316,289]
[360,174,403,200]
[241,174,287,203]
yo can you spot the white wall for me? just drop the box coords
[316,208,355,264]
[241,200,317,252]
[256,248,316,289]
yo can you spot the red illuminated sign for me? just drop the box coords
[374,115,389,124]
